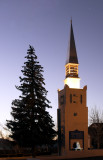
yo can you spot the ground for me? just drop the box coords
[0,156,103,160]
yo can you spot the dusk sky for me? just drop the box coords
[0,0,103,129]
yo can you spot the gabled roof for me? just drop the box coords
[89,123,103,128]
[66,20,79,64]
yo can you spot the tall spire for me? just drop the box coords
[65,20,79,79]
[66,20,78,64]
[64,20,80,88]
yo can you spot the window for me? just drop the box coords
[80,95,82,104]
[74,113,77,116]
[70,94,72,103]
[60,95,64,105]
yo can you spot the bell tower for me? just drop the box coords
[57,20,88,156]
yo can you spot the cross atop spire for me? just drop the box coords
[66,20,78,64]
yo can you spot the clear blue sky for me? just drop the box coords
[0,0,103,127]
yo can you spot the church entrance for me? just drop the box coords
[69,130,84,150]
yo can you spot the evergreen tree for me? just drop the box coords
[6,45,56,154]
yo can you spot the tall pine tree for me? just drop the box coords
[6,45,56,153]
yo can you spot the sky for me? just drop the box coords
[0,0,103,130]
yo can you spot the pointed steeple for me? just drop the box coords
[64,20,80,88]
[65,20,79,79]
[66,20,78,64]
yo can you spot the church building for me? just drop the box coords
[57,21,88,155]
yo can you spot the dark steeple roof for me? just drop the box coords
[66,20,79,64]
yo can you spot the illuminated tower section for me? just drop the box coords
[64,20,80,89]
[57,21,88,156]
